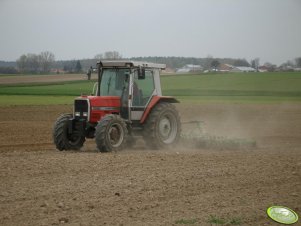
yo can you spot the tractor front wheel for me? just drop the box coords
[95,114,128,152]
[143,102,181,149]
[53,114,85,151]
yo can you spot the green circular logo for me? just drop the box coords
[267,206,299,224]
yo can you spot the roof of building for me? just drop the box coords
[185,64,203,68]
[176,68,191,73]
[235,66,256,71]
[98,60,166,69]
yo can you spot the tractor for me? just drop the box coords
[53,60,181,152]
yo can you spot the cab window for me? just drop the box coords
[100,68,129,96]
[132,70,155,106]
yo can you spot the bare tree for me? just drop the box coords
[94,51,122,60]
[17,54,27,73]
[251,58,260,71]
[26,54,40,73]
[103,51,122,60]
[233,59,250,67]
[39,51,55,72]
[295,57,301,68]
[264,62,277,72]
[211,60,220,71]
[203,55,213,70]
[94,53,104,60]
[17,51,55,73]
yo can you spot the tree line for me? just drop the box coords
[1,51,301,74]
[131,56,252,69]
[76,52,253,70]
[16,51,55,73]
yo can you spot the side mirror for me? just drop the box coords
[138,68,145,80]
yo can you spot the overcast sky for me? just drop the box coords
[0,0,300,65]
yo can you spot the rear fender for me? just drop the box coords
[140,96,179,124]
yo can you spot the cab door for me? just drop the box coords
[130,69,156,121]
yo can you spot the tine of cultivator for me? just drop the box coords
[180,120,257,150]
[181,120,205,138]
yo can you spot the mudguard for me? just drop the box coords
[140,96,179,123]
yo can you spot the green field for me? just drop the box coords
[0,72,301,105]
[162,72,301,103]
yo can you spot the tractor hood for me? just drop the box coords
[75,95,121,123]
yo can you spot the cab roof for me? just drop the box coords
[98,60,166,70]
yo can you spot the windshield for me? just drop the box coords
[99,68,130,96]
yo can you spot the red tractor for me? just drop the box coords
[53,61,181,152]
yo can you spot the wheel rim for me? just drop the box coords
[158,113,178,144]
[108,123,124,148]
[68,133,80,144]
[66,130,82,146]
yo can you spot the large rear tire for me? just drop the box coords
[143,102,181,149]
[95,114,128,152]
[53,114,85,151]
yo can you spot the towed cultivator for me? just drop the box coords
[181,120,256,150]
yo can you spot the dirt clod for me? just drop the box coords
[58,217,69,223]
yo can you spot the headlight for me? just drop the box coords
[75,112,80,117]
[83,112,88,117]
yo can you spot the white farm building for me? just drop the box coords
[176,64,203,73]
[231,66,256,72]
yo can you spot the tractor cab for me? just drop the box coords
[53,61,181,152]
[95,61,166,122]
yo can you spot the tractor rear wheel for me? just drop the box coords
[53,114,85,151]
[143,102,181,149]
[95,114,128,152]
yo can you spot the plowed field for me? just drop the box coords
[0,104,300,225]
[0,74,96,85]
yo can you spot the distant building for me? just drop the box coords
[163,67,175,74]
[218,64,256,73]
[231,66,256,72]
[176,64,203,73]
[51,68,65,74]
[258,65,268,72]
[219,64,234,72]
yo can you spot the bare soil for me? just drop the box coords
[0,74,97,85]
[0,104,300,226]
